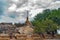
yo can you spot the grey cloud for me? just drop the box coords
[3,0,60,23]
[17,0,28,8]
[54,0,60,1]
[47,2,60,9]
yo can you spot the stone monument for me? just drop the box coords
[18,11,34,35]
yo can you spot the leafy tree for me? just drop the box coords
[34,8,60,27]
[32,20,47,38]
[31,8,60,37]
[44,19,58,36]
[34,9,51,21]
[32,19,58,37]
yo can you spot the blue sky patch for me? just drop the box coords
[9,15,16,18]
[0,0,6,16]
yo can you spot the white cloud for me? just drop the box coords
[47,1,60,9]
[0,15,25,23]
[0,16,14,23]
[8,4,17,12]
[11,0,19,3]
[16,7,29,12]
[2,0,60,23]
[30,9,43,18]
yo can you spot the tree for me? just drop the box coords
[34,9,51,21]
[44,19,58,37]
[32,19,58,37]
[32,20,47,38]
[31,8,60,37]
[34,8,60,29]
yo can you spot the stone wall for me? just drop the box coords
[0,34,60,40]
[0,34,41,40]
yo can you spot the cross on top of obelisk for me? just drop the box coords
[25,11,30,26]
[26,11,29,21]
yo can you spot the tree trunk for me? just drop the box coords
[42,34,45,38]
[51,31,55,37]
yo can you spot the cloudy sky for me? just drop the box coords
[0,0,60,23]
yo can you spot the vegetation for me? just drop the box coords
[31,8,60,38]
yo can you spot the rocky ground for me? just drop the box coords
[0,34,60,40]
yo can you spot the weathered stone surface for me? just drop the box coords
[18,11,34,35]
[19,26,33,34]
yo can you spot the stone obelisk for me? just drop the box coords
[25,11,31,26]
[18,11,34,34]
